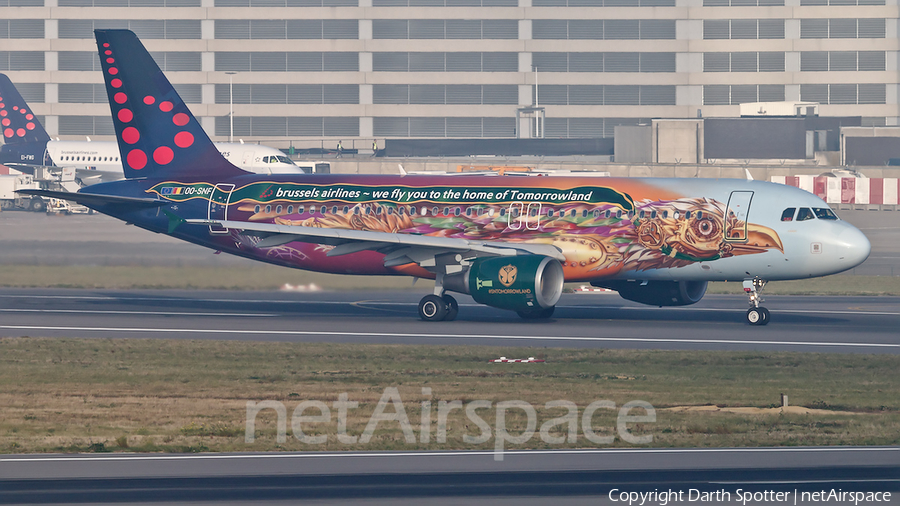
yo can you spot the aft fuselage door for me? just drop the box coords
[725,190,754,242]
[207,183,235,234]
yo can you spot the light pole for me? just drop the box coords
[226,71,237,143]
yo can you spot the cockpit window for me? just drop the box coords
[796,208,815,221]
[781,208,796,222]
[813,208,838,220]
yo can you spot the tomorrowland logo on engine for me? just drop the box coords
[499,265,517,287]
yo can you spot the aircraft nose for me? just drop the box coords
[836,225,871,268]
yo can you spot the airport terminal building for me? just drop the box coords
[1,0,898,148]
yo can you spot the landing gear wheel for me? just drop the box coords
[442,294,459,322]
[418,294,448,322]
[516,306,555,320]
[746,307,770,326]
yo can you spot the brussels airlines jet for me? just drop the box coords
[0,73,305,181]
[21,30,872,325]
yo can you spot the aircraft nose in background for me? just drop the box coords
[836,225,871,268]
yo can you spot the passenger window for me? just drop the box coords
[796,208,815,221]
[781,208,796,222]
[814,208,838,220]
[287,205,293,214]
[275,205,282,214]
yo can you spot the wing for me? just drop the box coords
[186,218,564,270]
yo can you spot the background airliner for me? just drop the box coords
[0,73,307,182]
[21,30,872,325]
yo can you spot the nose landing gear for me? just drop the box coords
[743,278,769,325]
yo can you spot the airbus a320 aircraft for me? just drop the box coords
[22,30,871,325]
[0,73,306,182]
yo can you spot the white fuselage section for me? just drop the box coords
[46,140,306,182]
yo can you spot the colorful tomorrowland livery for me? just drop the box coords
[22,30,871,325]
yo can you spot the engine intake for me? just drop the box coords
[594,280,708,307]
[457,255,564,312]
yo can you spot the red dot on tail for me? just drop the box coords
[0,104,4,109]
[111,79,123,89]
[174,131,194,148]
[122,126,140,144]
[159,101,173,112]
[26,122,34,130]
[25,114,33,120]
[3,128,12,137]
[1,119,9,126]
[0,110,5,116]
[16,128,25,137]
[118,109,133,122]
[13,106,18,111]
[106,58,115,64]
[144,96,155,105]
[172,113,189,126]
[127,149,147,170]
[103,43,110,47]
[114,92,127,104]
[19,109,26,114]
[153,146,174,165]
[105,50,112,55]
[108,67,119,75]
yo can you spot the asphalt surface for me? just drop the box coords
[1,448,898,505]
[0,289,898,353]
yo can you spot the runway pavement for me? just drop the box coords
[0,288,898,353]
[1,447,898,505]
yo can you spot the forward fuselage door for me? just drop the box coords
[725,190,753,242]
[207,183,235,234]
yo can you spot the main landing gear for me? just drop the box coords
[418,293,458,322]
[743,278,770,326]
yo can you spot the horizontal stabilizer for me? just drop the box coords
[16,189,165,208]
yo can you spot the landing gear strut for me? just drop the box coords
[743,278,770,326]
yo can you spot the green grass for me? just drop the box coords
[1,337,897,453]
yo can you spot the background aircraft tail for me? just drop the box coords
[0,73,51,145]
[93,29,248,180]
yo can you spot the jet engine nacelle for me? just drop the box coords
[446,255,564,312]
[595,280,708,307]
